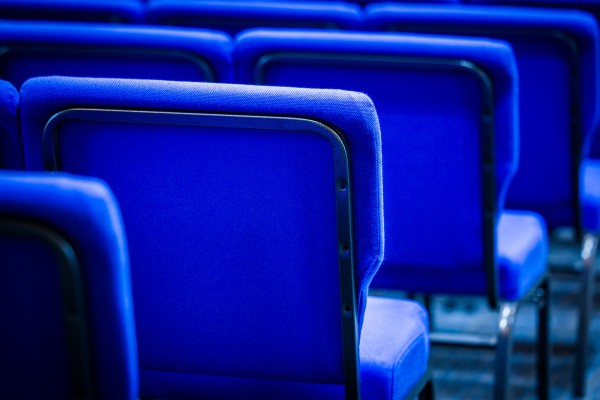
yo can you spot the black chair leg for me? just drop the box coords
[537,279,550,400]
[573,233,598,397]
[494,302,517,400]
[418,377,435,400]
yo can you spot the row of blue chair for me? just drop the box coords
[1,5,599,398]
[2,79,432,400]
[0,25,564,399]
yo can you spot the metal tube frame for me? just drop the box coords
[42,108,362,399]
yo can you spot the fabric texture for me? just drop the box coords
[146,0,363,35]
[0,80,21,169]
[365,4,600,230]
[20,76,386,395]
[0,171,138,400]
[0,20,233,88]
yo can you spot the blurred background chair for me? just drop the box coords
[0,80,20,169]
[364,7,600,395]
[235,28,549,400]
[145,0,363,36]
[0,0,143,23]
[0,171,138,399]
[0,20,233,89]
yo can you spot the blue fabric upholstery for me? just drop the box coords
[0,20,233,88]
[0,171,138,399]
[18,76,428,398]
[235,29,546,301]
[0,80,21,169]
[360,297,429,400]
[146,0,363,36]
[365,4,600,231]
[582,158,600,231]
[0,0,143,23]
[372,211,548,301]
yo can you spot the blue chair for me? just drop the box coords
[20,76,431,400]
[0,20,233,89]
[146,0,363,36]
[0,80,21,169]
[0,0,143,23]
[465,0,600,160]
[365,5,600,395]
[0,171,138,399]
[235,29,549,400]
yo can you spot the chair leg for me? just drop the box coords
[573,233,599,397]
[494,302,518,400]
[536,279,550,400]
[418,377,435,400]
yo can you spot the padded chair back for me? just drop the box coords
[0,80,21,169]
[146,0,363,36]
[464,0,600,160]
[0,0,143,23]
[0,171,137,400]
[20,77,384,399]
[365,4,600,232]
[236,29,518,300]
[0,20,233,89]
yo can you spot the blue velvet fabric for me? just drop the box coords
[146,0,363,35]
[0,80,21,169]
[0,171,138,399]
[236,29,529,298]
[0,0,143,23]
[372,211,548,301]
[365,4,600,231]
[0,20,233,88]
[582,158,600,231]
[20,77,386,396]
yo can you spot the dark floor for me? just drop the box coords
[426,276,600,399]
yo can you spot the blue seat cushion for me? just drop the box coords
[582,158,600,231]
[360,297,429,400]
[140,297,429,400]
[372,210,548,301]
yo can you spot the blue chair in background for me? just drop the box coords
[0,80,21,169]
[365,6,600,395]
[0,171,138,399]
[20,76,431,400]
[235,28,549,400]
[465,0,600,160]
[0,20,233,89]
[145,0,363,36]
[0,0,143,23]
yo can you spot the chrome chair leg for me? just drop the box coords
[494,302,518,400]
[573,233,599,397]
[536,279,550,400]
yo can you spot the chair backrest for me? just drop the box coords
[20,76,384,398]
[146,0,363,36]
[0,171,137,400]
[365,4,600,233]
[0,0,143,23]
[236,29,519,303]
[0,20,233,89]
[0,80,21,169]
